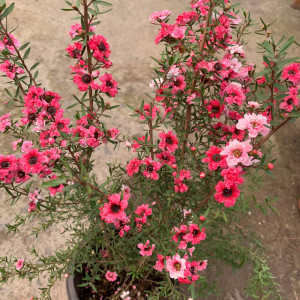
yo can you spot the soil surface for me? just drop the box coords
[0,0,299,299]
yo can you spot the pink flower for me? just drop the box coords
[247,101,260,108]
[139,103,159,120]
[0,155,18,177]
[282,63,300,85]
[220,140,253,168]
[186,224,206,245]
[166,254,186,279]
[21,149,48,174]
[137,240,155,257]
[156,151,176,166]
[221,167,244,185]
[135,204,152,225]
[73,70,100,92]
[99,73,118,97]
[0,34,21,54]
[149,10,171,23]
[0,60,24,79]
[126,158,141,177]
[222,82,245,106]
[15,259,24,270]
[88,35,111,62]
[205,99,225,119]
[105,270,118,282]
[100,193,128,224]
[202,146,227,171]
[279,87,299,112]
[0,113,11,132]
[158,131,178,153]
[68,23,95,38]
[214,180,240,207]
[65,42,82,59]
[154,254,165,272]
[172,225,189,249]
[142,158,161,180]
[256,76,266,84]
[236,113,270,138]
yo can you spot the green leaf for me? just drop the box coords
[19,42,30,51]
[23,47,31,60]
[279,36,294,55]
[1,2,14,20]
[42,178,66,188]
[96,0,112,6]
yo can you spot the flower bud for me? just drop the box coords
[106,102,111,108]
[199,172,205,179]
[199,215,206,222]
[172,164,177,169]
[267,163,273,170]
[190,146,196,151]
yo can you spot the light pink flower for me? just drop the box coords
[105,270,118,282]
[220,140,253,168]
[15,259,24,270]
[149,10,171,23]
[236,113,270,138]
[0,113,11,132]
[166,254,186,279]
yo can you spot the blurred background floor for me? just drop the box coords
[0,0,299,299]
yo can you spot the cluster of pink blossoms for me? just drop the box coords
[66,23,117,95]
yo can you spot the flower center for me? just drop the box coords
[165,136,173,145]
[98,42,106,52]
[1,161,10,169]
[190,267,196,275]
[174,80,181,87]
[146,165,154,173]
[286,98,293,105]
[173,262,181,271]
[29,156,38,165]
[212,154,222,162]
[192,229,200,236]
[81,74,92,84]
[18,170,25,178]
[177,232,185,240]
[72,49,81,56]
[144,246,151,251]
[106,81,113,88]
[232,149,242,158]
[222,188,232,198]
[94,131,99,139]
[288,70,295,75]
[47,106,56,115]
[212,106,220,113]
[28,113,36,122]
[57,123,64,130]
[214,62,223,71]
[199,261,204,266]
[111,204,121,213]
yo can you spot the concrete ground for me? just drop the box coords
[0,0,299,299]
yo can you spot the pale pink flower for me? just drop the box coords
[236,113,270,138]
[105,270,118,282]
[247,101,260,108]
[15,259,24,270]
[171,25,186,39]
[167,65,180,78]
[165,254,186,279]
[149,10,171,23]
[21,141,34,153]
[0,113,11,132]
[220,140,253,168]
[12,139,22,151]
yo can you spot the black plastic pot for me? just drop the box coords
[66,274,80,300]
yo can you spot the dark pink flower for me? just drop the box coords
[214,180,240,207]
[202,146,227,171]
[99,73,118,97]
[100,193,128,224]
[142,158,161,180]
[186,224,206,245]
[158,131,178,153]
[126,158,141,177]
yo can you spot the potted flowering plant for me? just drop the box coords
[0,0,299,299]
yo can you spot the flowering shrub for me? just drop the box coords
[0,0,299,299]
